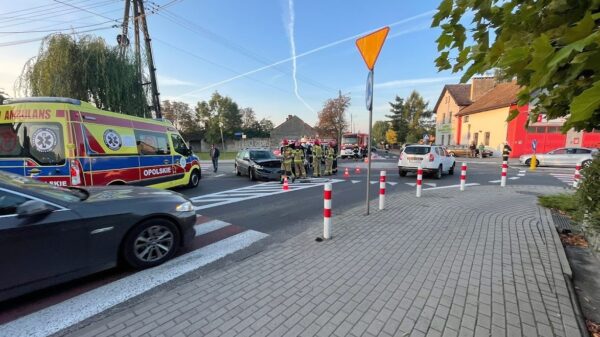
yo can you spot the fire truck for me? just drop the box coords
[340,133,368,159]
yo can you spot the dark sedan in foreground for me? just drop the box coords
[0,171,196,302]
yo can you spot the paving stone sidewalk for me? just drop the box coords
[62,185,581,337]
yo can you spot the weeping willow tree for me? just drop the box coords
[18,34,149,117]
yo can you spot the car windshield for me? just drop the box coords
[342,137,358,145]
[250,150,276,160]
[404,146,431,155]
[0,172,85,202]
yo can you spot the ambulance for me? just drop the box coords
[0,97,201,189]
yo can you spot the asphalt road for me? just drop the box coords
[181,156,571,240]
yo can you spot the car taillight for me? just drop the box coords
[429,153,434,162]
[399,153,403,160]
[70,160,81,186]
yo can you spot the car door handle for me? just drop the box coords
[164,160,170,164]
[28,168,41,174]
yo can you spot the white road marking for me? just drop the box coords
[509,177,520,180]
[423,183,480,190]
[0,230,268,337]
[370,181,378,184]
[387,182,398,186]
[405,183,417,187]
[214,174,225,177]
[351,180,361,184]
[194,220,231,236]
[424,183,437,187]
[517,174,526,177]
[489,180,501,183]
[550,173,575,185]
[191,179,344,210]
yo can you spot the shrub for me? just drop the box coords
[576,154,600,230]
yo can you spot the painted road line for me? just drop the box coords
[489,180,501,183]
[351,180,361,184]
[194,219,231,236]
[423,183,480,190]
[405,183,416,187]
[387,182,398,186]
[424,183,437,187]
[0,230,268,337]
[191,179,344,210]
[509,177,520,180]
[214,174,226,177]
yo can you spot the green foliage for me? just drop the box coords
[372,121,390,144]
[161,100,203,140]
[18,34,149,117]
[432,0,600,131]
[576,154,600,229]
[316,92,351,143]
[538,194,580,216]
[386,90,434,144]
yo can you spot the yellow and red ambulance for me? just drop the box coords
[0,97,201,189]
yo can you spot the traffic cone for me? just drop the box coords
[364,157,369,163]
[355,166,361,174]
[283,177,289,191]
[343,168,350,178]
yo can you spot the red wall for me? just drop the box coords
[507,104,566,157]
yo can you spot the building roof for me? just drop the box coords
[271,115,316,135]
[432,84,472,112]
[456,82,520,116]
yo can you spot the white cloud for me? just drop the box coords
[374,76,461,89]
[157,75,197,87]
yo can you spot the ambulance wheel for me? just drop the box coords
[188,169,200,188]
[122,218,180,269]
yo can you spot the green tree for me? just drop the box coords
[432,0,600,131]
[386,96,408,142]
[385,129,398,145]
[194,91,243,144]
[18,34,149,117]
[316,91,351,145]
[372,121,390,145]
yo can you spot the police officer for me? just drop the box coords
[293,141,306,179]
[280,139,294,183]
[324,141,335,175]
[502,142,512,162]
[312,139,323,177]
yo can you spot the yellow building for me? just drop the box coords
[455,82,520,153]
[433,84,471,145]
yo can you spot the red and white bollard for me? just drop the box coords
[500,160,508,187]
[416,166,423,198]
[573,164,581,188]
[379,171,386,210]
[460,162,467,191]
[323,183,332,239]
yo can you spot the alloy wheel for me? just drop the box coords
[133,225,175,263]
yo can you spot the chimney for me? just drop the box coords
[287,115,293,121]
[470,76,497,101]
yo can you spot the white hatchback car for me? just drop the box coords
[398,145,456,179]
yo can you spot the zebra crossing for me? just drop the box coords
[549,171,576,186]
[190,178,344,210]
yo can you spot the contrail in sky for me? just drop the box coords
[286,0,314,112]
[174,10,436,100]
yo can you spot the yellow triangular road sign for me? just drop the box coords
[355,27,390,71]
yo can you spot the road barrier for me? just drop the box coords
[416,166,423,198]
[344,167,350,178]
[573,164,581,188]
[283,177,289,191]
[355,166,361,174]
[460,162,467,191]
[500,160,508,187]
[379,170,386,210]
[323,183,332,239]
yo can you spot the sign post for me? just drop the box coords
[530,139,538,171]
[355,26,389,215]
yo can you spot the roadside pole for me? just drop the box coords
[323,183,332,239]
[501,160,508,187]
[379,170,386,210]
[355,27,390,215]
[460,162,467,191]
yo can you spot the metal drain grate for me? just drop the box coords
[551,210,573,234]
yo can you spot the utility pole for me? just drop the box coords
[119,0,162,119]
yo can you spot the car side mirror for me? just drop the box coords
[243,156,249,161]
[17,200,53,218]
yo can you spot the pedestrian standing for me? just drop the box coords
[280,139,294,183]
[312,139,323,177]
[478,143,485,158]
[293,141,307,179]
[210,144,220,172]
[502,142,512,162]
[324,141,335,175]
[469,142,477,158]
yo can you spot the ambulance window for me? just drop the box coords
[134,130,170,155]
[171,134,189,156]
[0,122,65,166]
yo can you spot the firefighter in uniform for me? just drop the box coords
[293,141,307,179]
[502,142,512,162]
[312,139,323,177]
[280,139,294,183]
[324,141,335,175]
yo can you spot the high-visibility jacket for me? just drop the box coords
[313,145,322,158]
[293,148,304,163]
[283,146,294,164]
[326,147,335,159]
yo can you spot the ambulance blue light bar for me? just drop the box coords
[5,97,82,105]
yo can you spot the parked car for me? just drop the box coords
[519,147,598,167]
[398,145,455,179]
[446,144,493,158]
[0,171,197,302]
[235,148,282,181]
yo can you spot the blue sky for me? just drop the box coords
[0,0,463,132]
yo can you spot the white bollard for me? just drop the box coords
[460,162,467,191]
[573,164,581,188]
[323,183,332,239]
[379,170,386,210]
[500,160,508,187]
[416,166,423,198]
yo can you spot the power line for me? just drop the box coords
[0,0,108,22]
[53,0,120,23]
[0,26,117,47]
[0,20,115,34]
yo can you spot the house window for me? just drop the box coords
[463,116,469,123]
[484,132,490,146]
[536,126,546,133]
[473,132,479,145]
[527,126,536,133]
[441,134,445,145]
[448,111,453,124]
[441,113,445,124]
